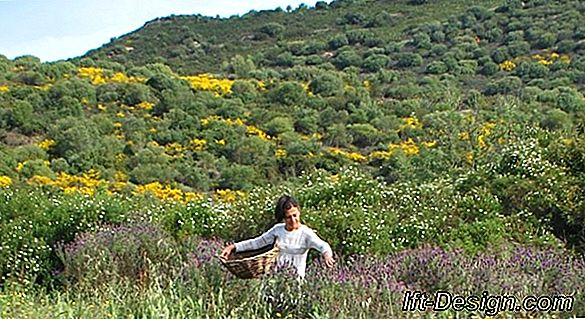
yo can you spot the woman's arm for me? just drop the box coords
[304,228,335,267]
[233,225,278,252]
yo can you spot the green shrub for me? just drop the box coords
[258,23,285,38]
[0,188,131,285]
[333,49,362,69]
[515,61,550,80]
[395,52,423,68]
[426,61,448,74]
[540,108,572,132]
[309,73,343,97]
[328,34,349,50]
[58,223,182,289]
[362,54,390,72]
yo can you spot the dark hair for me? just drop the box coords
[275,195,300,221]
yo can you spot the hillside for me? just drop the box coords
[0,1,585,309]
[83,0,505,74]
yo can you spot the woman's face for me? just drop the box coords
[284,205,301,231]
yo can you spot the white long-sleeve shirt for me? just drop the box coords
[234,223,332,277]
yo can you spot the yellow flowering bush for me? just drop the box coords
[389,138,420,156]
[246,125,271,141]
[180,74,234,95]
[459,132,470,141]
[466,152,474,164]
[478,122,496,150]
[368,139,423,160]
[363,80,371,90]
[369,150,393,160]
[164,143,184,157]
[18,167,236,205]
[136,101,154,110]
[190,138,207,151]
[200,115,272,141]
[532,51,571,66]
[499,60,516,72]
[78,67,107,85]
[328,147,368,162]
[275,149,287,158]
[37,139,56,151]
[214,189,247,203]
[27,170,105,196]
[78,67,145,85]
[421,140,437,148]
[134,182,203,203]
[109,72,145,84]
[0,176,12,187]
[400,116,421,130]
[300,132,323,141]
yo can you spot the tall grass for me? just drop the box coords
[1,224,582,319]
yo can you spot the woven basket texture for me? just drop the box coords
[218,242,280,279]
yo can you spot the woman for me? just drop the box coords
[220,195,335,277]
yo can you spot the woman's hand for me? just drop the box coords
[323,251,335,268]
[220,243,235,259]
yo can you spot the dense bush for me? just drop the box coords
[58,224,182,289]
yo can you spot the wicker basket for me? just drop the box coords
[218,242,280,279]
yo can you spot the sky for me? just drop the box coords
[0,0,321,62]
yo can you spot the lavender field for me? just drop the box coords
[1,222,583,318]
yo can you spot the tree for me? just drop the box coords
[120,83,154,106]
[258,23,285,38]
[315,1,328,10]
[224,55,256,77]
[230,80,258,103]
[294,109,319,134]
[328,34,349,50]
[269,81,306,106]
[309,73,343,97]
[540,109,572,131]
[50,117,123,173]
[219,164,261,190]
[14,71,46,86]
[264,116,294,136]
[534,32,557,49]
[323,123,353,147]
[225,136,271,166]
[484,76,523,95]
[348,123,380,147]
[411,32,432,50]
[13,55,41,71]
[367,11,393,28]
[346,29,371,45]
[506,41,530,58]
[339,12,366,25]
[426,61,448,74]
[480,62,499,76]
[514,61,549,80]
[5,100,39,134]
[362,54,390,72]
[333,49,362,69]
[396,53,423,68]
[491,47,509,64]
